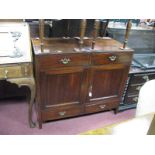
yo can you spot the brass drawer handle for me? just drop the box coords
[99,105,106,109]
[142,75,149,81]
[136,86,142,91]
[60,58,71,64]
[108,55,117,61]
[4,69,9,79]
[133,97,138,102]
[59,111,66,116]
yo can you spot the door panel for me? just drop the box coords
[39,67,86,108]
[87,64,129,104]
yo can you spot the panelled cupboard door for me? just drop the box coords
[39,66,87,109]
[86,64,130,104]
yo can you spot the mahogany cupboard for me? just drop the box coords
[32,38,133,128]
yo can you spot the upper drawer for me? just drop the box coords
[91,52,132,65]
[131,73,155,84]
[0,64,33,79]
[36,53,90,70]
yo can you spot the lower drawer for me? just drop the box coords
[85,101,119,114]
[42,105,83,121]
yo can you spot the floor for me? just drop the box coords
[0,98,136,135]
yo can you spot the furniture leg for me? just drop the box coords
[7,78,36,128]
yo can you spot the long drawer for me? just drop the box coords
[0,63,33,79]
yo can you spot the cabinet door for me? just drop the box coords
[86,64,130,105]
[39,66,87,109]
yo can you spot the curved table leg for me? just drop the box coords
[7,77,36,128]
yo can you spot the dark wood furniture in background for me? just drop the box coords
[28,19,111,39]
[107,20,155,111]
[108,22,155,53]
[119,68,155,111]
[0,22,36,128]
[32,19,133,128]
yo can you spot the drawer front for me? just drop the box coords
[36,53,90,70]
[127,84,143,95]
[42,105,83,121]
[91,52,132,65]
[131,73,155,84]
[85,102,118,114]
[124,95,139,104]
[0,64,33,79]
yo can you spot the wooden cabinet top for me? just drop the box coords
[32,37,133,55]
